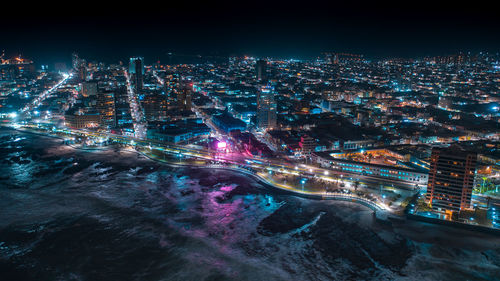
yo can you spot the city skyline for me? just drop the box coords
[1,3,500,280]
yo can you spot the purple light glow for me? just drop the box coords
[217,141,227,149]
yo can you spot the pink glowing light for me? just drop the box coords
[217,141,227,149]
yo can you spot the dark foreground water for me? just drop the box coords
[0,128,499,281]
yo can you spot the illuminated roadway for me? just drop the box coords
[124,70,146,139]
[25,122,500,214]
[152,70,164,86]
[8,121,419,212]
[23,123,421,192]
[20,73,71,115]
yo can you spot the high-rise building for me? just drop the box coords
[256,85,277,130]
[177,82,192,111]
[129,57,145,74]
[426,147,478,215]
[142,93,167,121]
[129,57,144,93]
[97,90,116,128]
[81,81,98,97]
[256,59,267,82]
[78,63,87,82]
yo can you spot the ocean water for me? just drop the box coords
[0,127,499,281]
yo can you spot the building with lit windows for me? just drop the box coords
[81,81,98,97]
[129,57,144,93]
[97,90,116,128]
[299,135,316,154]
[147,119,210,144]
[426,147,478,214]
[142,93,167,121]
[176,82,192,111]
[256,85,277,130]
[256,59,267,82]
[312,149,429,186]
[211,112,246,134]
[64,110,101,129]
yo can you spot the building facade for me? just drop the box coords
[313,151,428,186]
[426,147,478,214]
[129,57,144,93]
[426,145,477,213]
[256,85,277,130]
[256,59,267,82]
[177,82,192,111]
[65,112,101,129]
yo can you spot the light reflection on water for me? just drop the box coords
[0,128,499,281]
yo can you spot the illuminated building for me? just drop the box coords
[142,93,167,121]
[256,85,277,130]
[81,81,98,97]
[426,147,478,214]
[97,90,116,128]
[129,57,144,93]
[128,57,144,75]
[0,55,35,80]
[147,119,210,143]
[78,64,87,81]
[211,112,246,133]
[176,82,192,111]
[256,59,267,82]
[299,135,316,154]
[313,150,428,186]
[64,110,101,129]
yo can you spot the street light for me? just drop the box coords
[301,178,307,192]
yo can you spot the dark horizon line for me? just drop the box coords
[4,49,500,66]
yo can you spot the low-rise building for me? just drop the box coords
[64,111,101,129]
[313,150,429,186]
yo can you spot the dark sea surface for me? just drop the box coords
[0,127,499,281]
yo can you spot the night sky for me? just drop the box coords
[2,1,499,65]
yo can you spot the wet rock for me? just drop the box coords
[257,200,324,235]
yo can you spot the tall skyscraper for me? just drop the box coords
[177,81,192,111]
[256,59,267,82]
[129,57,144,93]
[426,147,478,215]
[97,90,117,128]
[256,85,277,130]
[78,63,87,82]
[128,57,145,74]
[72,53,86,81]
